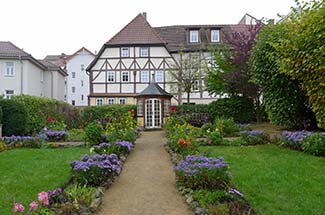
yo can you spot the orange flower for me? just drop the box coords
[178,138,189,146]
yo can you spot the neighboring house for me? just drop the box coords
[0,41,67,100]
[87,13,259,106]
[44,47,95,106]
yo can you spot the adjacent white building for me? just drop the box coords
[0,41,67,100]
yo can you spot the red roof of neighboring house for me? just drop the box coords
[44,54,69,68]
[0,41,31,57]
[106,13,166,45]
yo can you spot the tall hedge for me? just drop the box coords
[209,96,256,123]
[0,99,28,136]
[12,95,81,135]
[81,105,136,126]
[175,104,211,127]
[0,104,2,125]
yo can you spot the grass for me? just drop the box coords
[0,147,89,214]
[200,145,325,215]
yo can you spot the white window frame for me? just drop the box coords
[72,86,76,93]
[140,71,149,82]
[190,30,199,43]
[5,62,15,76]
[81,64,85,71]
[96,98,104,106]
[72,72,76,78]
[81,94,84,101]
[137,99,143,116]
[122,71,130,82]
[107,98,115,105]
[119,98,127,104]
[192,80,200,91]
[155,70,164,82]
[40,71,44,82]
[107,71,115,82]
[211,29,220,42]
[140,47,149,57]
[121,47,130,57]
[81,80,84,86]
[5,90,14,99]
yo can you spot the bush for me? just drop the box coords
[0,105,3,125]
[81,105,136,127]
[3,135,44,148]
[0,99,28,136]
[67,129,85,142]
[175,104,211,127]
[280,131,312,150]
[42,130,68,142]
[65,184,96,207]
[92,141,133,156]
[174,155,232,190]
[84,122,105,145]
[207,131,223,145]
[214,118,240,137]
[193,189,230,208]
[302,133,325,156]
[239,130,270,145]
[71,154,121,186]
[209,96,255,123]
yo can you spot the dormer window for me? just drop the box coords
[211,29,220,42]
[189,30,199,43]
[121,47,129,57]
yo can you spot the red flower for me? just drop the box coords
[169,106,177,113]
[46,117,55,123]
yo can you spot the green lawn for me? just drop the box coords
[200,145,325,215]
[0,147,89,214]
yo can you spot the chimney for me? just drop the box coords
[142,12,147,20]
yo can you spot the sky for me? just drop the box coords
[0,0,296,59]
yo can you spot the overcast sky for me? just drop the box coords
[1,0,296,59]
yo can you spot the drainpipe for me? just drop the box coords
[51,70,54,98]
[19,55,23,94]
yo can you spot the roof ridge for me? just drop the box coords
[7,41,31,56]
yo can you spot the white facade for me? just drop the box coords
[66,48,94,106]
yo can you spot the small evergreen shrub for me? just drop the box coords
[214,118,240,137]
[84,122,105,145]
[302,133,325,156]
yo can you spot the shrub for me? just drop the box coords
[207,131,223,145]
[0,105,2,125]
[175,104,211,127]
[65,184,96,207]
[280,130,312,150]
[302,133,325,156]
[240,130,270,145]
[174,155,232,190]
[3,135,44,148]
[209,96,255,123]
[84,122,105,145]
[81,105,136,127]
[214,118,240,137]
[42,130,68,142]
[67,129,85,142]
[0,99,28,136]
[71,153,121,186]
[92,141,133,156]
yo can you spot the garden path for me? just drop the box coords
[97,130,192,215]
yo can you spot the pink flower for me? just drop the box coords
[38,191,49,206]
[13,203,25,213]
[29,201,38,211]
[208,139,211,144]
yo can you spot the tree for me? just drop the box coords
[250,23,316,129]
[205,23,263,120]
[170,51,208,104]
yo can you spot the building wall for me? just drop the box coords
[0,59,23,97]
[66,52,94,106]
[52,71,66,101]
[25,61,43,97]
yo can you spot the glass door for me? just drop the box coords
[145,99,161,128]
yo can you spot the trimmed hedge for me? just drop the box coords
[0,104,2,125]
[0,99,28,136]
[81,105,136,127]
[11,95,81,135]
[209,96,256,123]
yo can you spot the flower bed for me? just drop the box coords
[1,135,44,149]
[239,130,270,145]
[92,141,133,157]
[42,130,69,142]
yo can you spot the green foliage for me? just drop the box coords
[65,184,96,207]
[207,131,223,145]
[302,133,325,156]
[214,118,240,137]
[176,104,211,127]
[209,96,256,123]
[11,95,81,135]
[67,129,85,142]
[81,104,136,126]
[84,122,105,145]
[0,105,2,125]
[0,99,28,136]
[250,22,315,129]
[193,189,228,207]
[240,130,270,145]
[274,0,325,128]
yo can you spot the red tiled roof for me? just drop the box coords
[44,54,69,68]
[0,41,31,57]
[106,13,166,45]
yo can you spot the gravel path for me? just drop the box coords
[97,130,192,215]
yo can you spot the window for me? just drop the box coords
[72,100,75,106]
[122,71,129,82]
[5,90,14,99]
[119,98,126,104]
[81,95,84,101]
[211,29,220,42]
[5,62,15,76]
[81,64,85,71]
[72,86,76,93]
[121,47,129,57]
[190,30,199,43]
[72,72,76,78]
[164,100,170,116]
[137,99,143,116]
[192,80,199,91]
[107,71,115,82]
[96,98,104,106]
[155,70,164,82]
[40,71,44,82]
[140,47,149,57]
[81,80,84,86]
[140,71,149,82]
[108,98,115,105]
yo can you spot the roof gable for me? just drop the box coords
[106,13,166,45]
[0,41,30,57]
[66,47,95,61]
